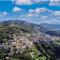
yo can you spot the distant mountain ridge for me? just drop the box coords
[0,20,60,37]
[40,23,60,36]
[40,23,60,30]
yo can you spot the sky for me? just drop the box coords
[0,0,60,24]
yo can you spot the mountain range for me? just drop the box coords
[0,20,60,37]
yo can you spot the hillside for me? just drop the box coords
[0,20,60,60]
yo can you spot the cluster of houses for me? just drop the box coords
[6,31,60,51]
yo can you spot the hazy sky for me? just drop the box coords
[0,0,60,24]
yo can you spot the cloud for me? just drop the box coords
[0,11,8,17]
[13,0,32,5]
[20,8,60,24]
[35,8,48,14]
[0,11,8,21]
[12,0,49,5]
[12,0,60,6]
[12,7,22,12]
[29,9,34,13]
[3,11,8,16]
[50,0,60,3]
[27,14,33,17]
[27,13,39,17]
[49,0,60,6]
[29,8,53,15]
[54,11,60,16]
